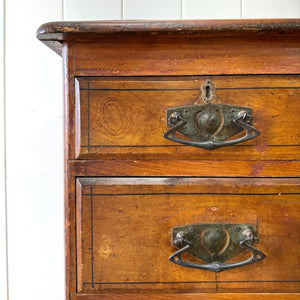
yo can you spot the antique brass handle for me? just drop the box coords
[169,224,265,273]
[163,80,260,150]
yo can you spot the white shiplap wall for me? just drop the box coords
[0,0,7,299]
[4,0,64,299]
[1,1,299,299]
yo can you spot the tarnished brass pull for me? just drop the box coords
[169,224,265,273]
[163,80,260,150]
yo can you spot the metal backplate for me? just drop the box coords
[163,79,260,150]
[172,223,257,263]
[166,104,254,142]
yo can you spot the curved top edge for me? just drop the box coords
[37,19,300,40]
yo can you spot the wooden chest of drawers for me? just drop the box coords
[37,19,300,299]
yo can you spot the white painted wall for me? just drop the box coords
[1,1,299,299]
[0,0,7,299]
[5,0,64,299]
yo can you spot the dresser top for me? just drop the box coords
[37,19,300,55]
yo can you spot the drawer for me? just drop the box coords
[74,76,300,160]
[76,177,300,294]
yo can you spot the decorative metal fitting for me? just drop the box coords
[163,80,260,150]
[169,223,266,273]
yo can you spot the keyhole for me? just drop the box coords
[205,85,211,99]
[201,80,216,103]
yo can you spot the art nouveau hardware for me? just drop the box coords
[169,223,265,273]
[163,80,260,150]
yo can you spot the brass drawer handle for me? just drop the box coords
[169,223,265,273]
[163,80,260,150]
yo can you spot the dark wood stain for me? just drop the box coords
[38,19,300,300]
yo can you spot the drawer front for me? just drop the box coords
[74,76,300,160]
[76,178,300,294]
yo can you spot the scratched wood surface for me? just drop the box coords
[36,19,300,57]
[38,20,300,300]
[73,34,300,76]
[63,42,77,299]
[76,178,300,294]
[75,76,300,160]
[69,160,300,178]
[71,294,300,300]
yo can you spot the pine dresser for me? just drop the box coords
[37,19,300,300]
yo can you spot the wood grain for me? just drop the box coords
[37,19,300,37]
[75,76,300,161]
[69,160,300,177]
[37,20,300,300]
[74,35,300,76]
[63,42,77,298]
[71,294,300,300]
[36,19,300,56]
[78,177,300,195]
[76,178,300,293]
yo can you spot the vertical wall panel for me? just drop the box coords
[183,0,241,19]
[0,0,7,298]
[243,0,300,18]
[64,0,122,21]
[124,0,181,19]
[5,0,64,299]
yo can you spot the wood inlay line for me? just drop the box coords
[90,186,94,288]
[87,82,90,153]
[80,145,300,148]
[82,281,215,285]
[82,280,300,285]
[80,87,300,91]
[82,193,300,196]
